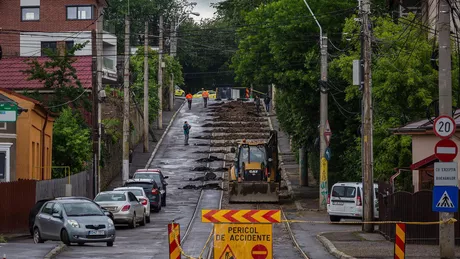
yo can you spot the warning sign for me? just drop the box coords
[436,191,455,208]
[219,244,236,259]
[214,224,272,259]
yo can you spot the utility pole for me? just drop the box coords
[157,15,164,129]
[91,30,99,198]
[361,0,374,233]
[122,15,130,184]
[143,21,149,153]
[96,7,103,194]
[169,20,176,111]
[302,0,328,210]
[319,34,328,210]
[438,0,454,257]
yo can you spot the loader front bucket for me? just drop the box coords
[229,181,279,203]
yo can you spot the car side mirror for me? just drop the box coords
[164,176,169,179]
[52,213,62,219]
[268,158,273,163]
[230,147,236,153]
[104,211,111,217]
[164,183,169,186]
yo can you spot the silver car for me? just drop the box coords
[94,191,146,228]
[113,187,151,223]
[33,199,116,246]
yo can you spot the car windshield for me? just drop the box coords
[115,189,143,196]
[125,182,155,190]
[63,202,103,216]
[94,193,127,202]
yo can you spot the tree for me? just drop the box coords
[52,108,91,177]
[22,42,90,113]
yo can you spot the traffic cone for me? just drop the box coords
[3,254,6,259]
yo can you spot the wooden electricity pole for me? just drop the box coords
[143,21,149,153]
[122,15,130,184]
[157,15,164,129]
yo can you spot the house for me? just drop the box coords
[0,89,54,181]
[0,0,118,87]
[392,110,460,191]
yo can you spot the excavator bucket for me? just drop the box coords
[229,181,279,203]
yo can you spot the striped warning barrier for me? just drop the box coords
[245,88,249,98]
[168,223,181,259]
[394,223,406,259]
[202,209,281,223]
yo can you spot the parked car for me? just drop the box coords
[94,191,147,228]
[327,182,379,222]
[113,187,151,223]
[175,86,185,97]
[124,179,162,212]
[33,199,116,246]
[133,169,168,206]
[29,197,114,236]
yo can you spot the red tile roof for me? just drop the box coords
[0,56,92,90]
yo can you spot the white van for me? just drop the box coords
[327,182,379,222]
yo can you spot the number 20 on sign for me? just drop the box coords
[434,115,457,139]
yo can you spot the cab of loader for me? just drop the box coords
[228,130,280,203]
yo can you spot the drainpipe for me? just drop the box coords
[41,113,48,180]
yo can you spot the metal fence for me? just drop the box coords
[378,190,460,245]
[36,171,90,201]
[0,180,36,233]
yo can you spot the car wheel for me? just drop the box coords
[146,214,151,223]
[107,241,114,247]
[128,214,137,229]
[329,215,341,222]
[140,212,146,226]
[162,196,166,207]
[78,242,85,246]
[33,227,45,244]
[60,229,71,245]
[153,205,161,213]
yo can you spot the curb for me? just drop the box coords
[145,101,186,169]
[44,243,66,259]
[316,233,356,259]
[266,112,297,207]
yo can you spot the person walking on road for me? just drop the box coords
[264,95,271,113]
[186,93,193,110]
[254,95,261,113]
[202,88,209,108]
[183,121,191,145]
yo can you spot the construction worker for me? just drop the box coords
[183,121,191,145]
[186,93,193,110]
[202,88,209,108]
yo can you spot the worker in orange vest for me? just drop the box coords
[202,88,209,108]
[186,93,193,110]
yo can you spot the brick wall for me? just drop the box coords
[0,0,103,56]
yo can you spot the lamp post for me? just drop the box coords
[168,4,199,111]
[302,0,329,210]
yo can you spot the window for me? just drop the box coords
[52,203,63,215]
[65,41,74,51]
[22,7,39,21]
[0,123,6,130]
[42,202,54,215]
[331,186,356,198]
[41,42,57,56]
[67,6,93,20]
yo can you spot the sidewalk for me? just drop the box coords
[267,110,319,210]
[317,230,460,258]
[106,98,184,190]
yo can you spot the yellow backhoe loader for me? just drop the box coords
[228,130,280,203]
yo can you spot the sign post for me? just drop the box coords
[433,115,458,258]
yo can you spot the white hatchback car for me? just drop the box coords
[327,182,379,222]
[114,187,151,223]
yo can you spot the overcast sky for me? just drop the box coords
[193,0,221,20]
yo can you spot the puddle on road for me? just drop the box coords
[196,156,224,162]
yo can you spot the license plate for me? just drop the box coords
[88,230,105,235]
[332,202,344,205]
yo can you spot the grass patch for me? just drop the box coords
[0,235,7,243]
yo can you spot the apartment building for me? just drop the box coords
[0,0,117,85]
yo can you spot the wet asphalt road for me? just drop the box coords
[56,99,222,259]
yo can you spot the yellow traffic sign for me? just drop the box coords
[214,223,272,259]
